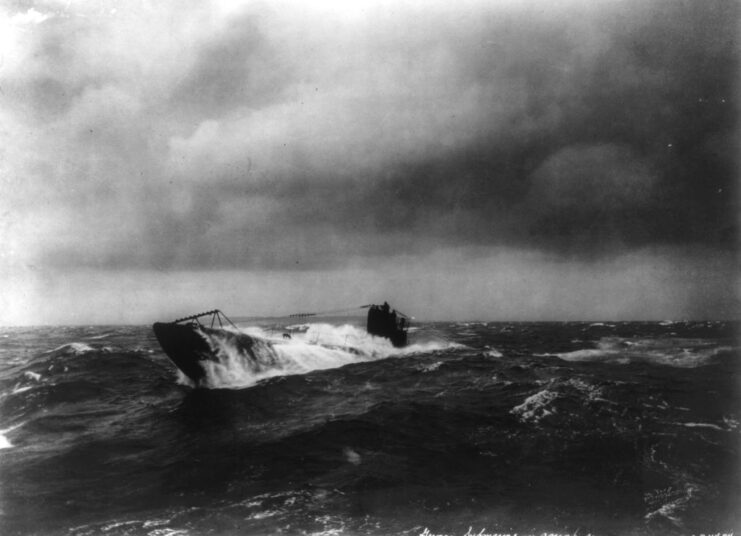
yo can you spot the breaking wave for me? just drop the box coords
[543,337,733,368]
[0,321,737,535]
[45,342,96,356]
[0,421,25,450]
[192,323,458,389]
[510,377,617,427]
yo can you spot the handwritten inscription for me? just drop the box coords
[418,528,593,536]
[418,527,732,536]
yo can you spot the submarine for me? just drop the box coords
[153,304,409,385]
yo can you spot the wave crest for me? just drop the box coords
[545,337,733,368]
[193,323,456,389]
[46,342,96,356]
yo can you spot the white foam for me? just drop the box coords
[87,332,114,340]
[197,323,457,389]
[23,371,42,382]
[0,422,25,450]
[175,369,196,388]
[676,422,726,431]
[645,500,686,528]
[101,520,141,532]
[511,378,607,424]
[511,389,558,423]
[343,447,361,465]
[550,348,610,361]
[419,361,442,373]
[548,337,733,368]
[285,323,311,331]
[47,342,95,355]
[723,416,739,430]
[397,339,463,355]
[644,484,697,528]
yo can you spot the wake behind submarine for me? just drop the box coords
[152,304,409,385]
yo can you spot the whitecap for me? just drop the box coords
[0,422,25,450]
[196,323,460,389]
[550,348,612,362]
[343,447,362,465]
[644,483,698,529]
[47,342,95,355]
[284,323,311,331]
[722,416,739,430]
[676,422,726,431]
[101,520,141,532]
[23,371,42,382]
[87,332,114,340]
[419,361,442,373]
[511,389,558,423]
[511,378,608,424]
[549,337,734,368]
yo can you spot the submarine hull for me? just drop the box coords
[152,322,214,384]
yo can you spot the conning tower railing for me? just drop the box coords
[171,310,238,330]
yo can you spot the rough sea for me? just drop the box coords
[0,319,738,536]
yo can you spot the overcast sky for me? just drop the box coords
[1,0,738,325]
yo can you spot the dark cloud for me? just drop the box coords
[170,11,293,118]
[150,0,737,269]
[2,0,738,323]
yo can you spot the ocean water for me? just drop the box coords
[0,320,738,535]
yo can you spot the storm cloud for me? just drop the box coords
[1,0,738,323]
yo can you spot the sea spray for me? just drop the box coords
[196,323,458,389]
[0,321,735,535]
